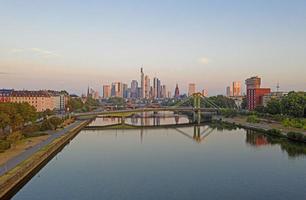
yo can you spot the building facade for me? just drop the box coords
[188,83,196,96]
[10,90,55,112]
[103,85,111,98]
[0,89,13,102]
[232,81,241,96]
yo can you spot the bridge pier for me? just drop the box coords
[193,126,201,142]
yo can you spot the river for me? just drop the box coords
[12,116,306,200]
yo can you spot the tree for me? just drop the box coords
[0,112,10,131]
[281,91,306,118]
[266,99,281,115]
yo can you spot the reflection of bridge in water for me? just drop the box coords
[84,121,214,143]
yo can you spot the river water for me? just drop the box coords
[12,116,306,200]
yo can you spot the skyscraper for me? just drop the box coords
[188,83,196,96]
[232,81,242,96]
[111,82,123,97]
[226,86,232,97]
[201,89,208,97]
[131,80,138,98]
[153,77,160,99]
[122,83,128,98]
[103,85,111,98]
[174,84,180,98]
[144,75,150,99]
[140,68,145,98]
[161,85,167,98]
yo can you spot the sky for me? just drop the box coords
[0,0,305,96]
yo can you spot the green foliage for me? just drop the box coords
[6,131,24,144]
[49,117,63,129]
[40,119,54,131]
[267,129,282,136]
[67,98,84,112]
[0,140,10,152]
[40,117,63,131]
[206,95,237,109]
[287,132,306,142]
[280,91,306,118]
[266,99,282,115]
[255,105,266,113]
[0,102,37,131]
[241,97,247,110]
[246,115,260,123]
[221,109,238,117]
[282,118,305,129]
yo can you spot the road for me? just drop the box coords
[0,120,83,176]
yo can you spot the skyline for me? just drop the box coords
[1,0,306,95]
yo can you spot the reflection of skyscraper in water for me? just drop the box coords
[175,116,179,124]
[144,112,150,126]
[131,116,138,125]
[246,130,269,146]
[153,116,160,126]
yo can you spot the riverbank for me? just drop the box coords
[0,119,92,199]
[0,135,50,166]
[221,116,306,142]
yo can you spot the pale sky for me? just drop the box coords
[0,0,305,95]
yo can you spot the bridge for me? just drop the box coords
[75,93,222,124]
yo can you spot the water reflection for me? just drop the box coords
[245,129,306,158]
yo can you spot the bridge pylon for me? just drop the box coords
[192,93,203,124]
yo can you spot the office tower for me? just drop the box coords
[167,91,172,98]
[103,85,111,98]
[245,76,270,110]
[201,89,208,97]
[153,77,159,99]
[174,84,180,98]
[161,85,167,98]
[140,68,145,98]
[122,83,128,98]
[111,82,123,97]
[188,83,196,96]
[232,81,242,96]
[226,86,232,97]
[131,80,138,98]
[144,75,150,99]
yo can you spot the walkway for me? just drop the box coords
[0,120,83,176]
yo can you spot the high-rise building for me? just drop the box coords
[140,68,145,98]
[111,82,123,97]
[201,89,208,97]
[174,84,180,98]
[131,80,138,98]
[161,85,167,98]
[144,75,150,99]
[188,83,196,96]
[153,77,159,99]
[122,83,128,98]
[232,81,242,96]
[245,76,270,110]
[245,76,261,90]
[167,91,172,98]
[226,86,232,97]
[103,85,111,98]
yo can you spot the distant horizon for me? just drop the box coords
[1,0,305,95]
